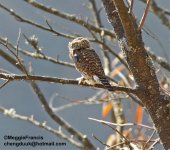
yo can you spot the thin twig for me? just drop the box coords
[0,3,76,39]
[16,28,21,57]
[129,0,134,14]
[148,50,170,72]
[23,34,41,53]
[103,123,130,144]
[0,106,83,148]
[92,134,110,147]
[0,37,74,68]
[138,0,151,30]
[88,117,155,130]
[106,142,126,150]
[139,0,170,29]
[143,129,156,149]
[0,39,28,76]
[148,138,160,150]
[23,0,115,38]
[0,79,10,89]
[92,118,136,150]
[50,92,127,112]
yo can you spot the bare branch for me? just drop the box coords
[0,1,169,149]
[0,79,10,89]
[23,0,115,38]
[16,28,21,57]
[148,50,170,72]
[148,138,160,150]
[0,38,28,75]
[0,106,83,149]
[0,3,76,39]
[0,49,96,150]
[92,134,110,147]
[143,129,156,149]
[138,0,151,30]
[0,72,137,94]
[103,123,133,149]
[139,0,170,29]
[50,91,127,112]
[0,3,128,71]
[129,0,134,14]
[90,118,139,150]
[88,118,155,130]
[101,1,170,148]
[105,141,125,150]
[0,37,74,68]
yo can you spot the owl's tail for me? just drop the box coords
[98,76,113,92]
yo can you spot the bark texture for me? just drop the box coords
[101,0,170,149]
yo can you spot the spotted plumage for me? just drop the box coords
[68,37,112,91]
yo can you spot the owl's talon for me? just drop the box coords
[76,77,86,84]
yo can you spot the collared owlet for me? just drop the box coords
[68,37,113,92]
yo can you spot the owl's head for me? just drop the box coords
[68,37,90,50]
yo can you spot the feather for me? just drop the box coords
[98,76,113,91]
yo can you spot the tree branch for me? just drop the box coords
[140,0,170,29]
[138,0,151,30]
[0,106,83,149]
[148,50,170,72]
[0,48,96,150]
[101,0,170,149]
[23,0,115,38]
[0,72,137,95]
[0,37,74,68]
[0,3,76,39]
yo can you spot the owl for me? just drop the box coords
[68,37,113,91]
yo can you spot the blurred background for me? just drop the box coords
[0,0,169,149]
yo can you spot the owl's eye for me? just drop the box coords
[73,53,79,62]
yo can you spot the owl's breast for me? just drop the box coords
[72,49,105,77]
